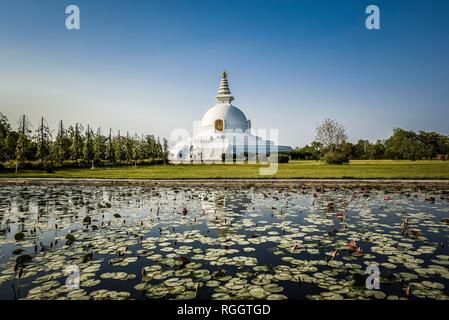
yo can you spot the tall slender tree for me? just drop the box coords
[15,133,29,172]
[69,123,84,163]
[17,114,32,136]
[83,125,95,169]
[0,113,12,161]
[124,131,133,161]
[3,131,18,161]
[0,113,11,139]
[15,115,32,172]
[36,117,52,166]
[114,130,122,164]
[104,128,114,162]
[52,120,71,163]
[130,134,140,166]
[163,138,169,164]
[156,137,163,159]
[93,127,104,164]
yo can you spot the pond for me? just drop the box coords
[0,184,448,300]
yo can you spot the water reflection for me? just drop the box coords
[0,185,448,300]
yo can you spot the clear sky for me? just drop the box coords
[1,0,448,147]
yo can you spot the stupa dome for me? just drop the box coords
[200,103,248,131]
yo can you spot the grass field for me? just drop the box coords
[1,160,449,180]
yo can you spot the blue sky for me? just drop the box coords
[1,0,448,147]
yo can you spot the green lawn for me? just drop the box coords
[1,160,449,179]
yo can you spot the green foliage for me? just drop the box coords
[52,121,71,163]
[0,113,17,163]
[353,140,371,160]
[277,154,290,163]
[2,112,448,171]
[36,117,52,164]
[124,133,133,161]
[15,133,29,163]
[438,136,449,160]
[131,135,140,164]
[104,130,115,162]
[93,129,105,161]
[83,126,95,162]
[0,113,11,139]
[113,134,123,163]
[156,137,163,159]
[1,131,18,161]
[289,143,321,160]
[0,114,168,171]
[385,128,428,160]
[370,140,387,160]
[418,131,441,159]
[300,127,448,162]
[323,151,350,164]
[163,138,169,163]
[69,124,84,161]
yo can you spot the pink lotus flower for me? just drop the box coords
[348,240,357,250]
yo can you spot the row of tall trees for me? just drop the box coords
[290,119,449,163]
[0,113,169,169]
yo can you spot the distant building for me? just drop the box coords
[169,72,292,163]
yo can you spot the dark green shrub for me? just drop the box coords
[323,151,349,164]
[277,154,290,163]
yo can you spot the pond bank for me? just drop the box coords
[1,178,449,189]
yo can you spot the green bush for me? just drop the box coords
[277,154,290,163]
[0,158,168,171]
[323,151,349,164]
[45,166,54,173]
[267,154,289,163]
[61,160,82,168]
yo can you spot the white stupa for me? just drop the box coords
[169,71,292,163]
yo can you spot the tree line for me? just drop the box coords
[0,113,169,170]
[2,113,448,169]
[290,119,449,163]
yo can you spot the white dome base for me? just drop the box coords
[169,131,292,163]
